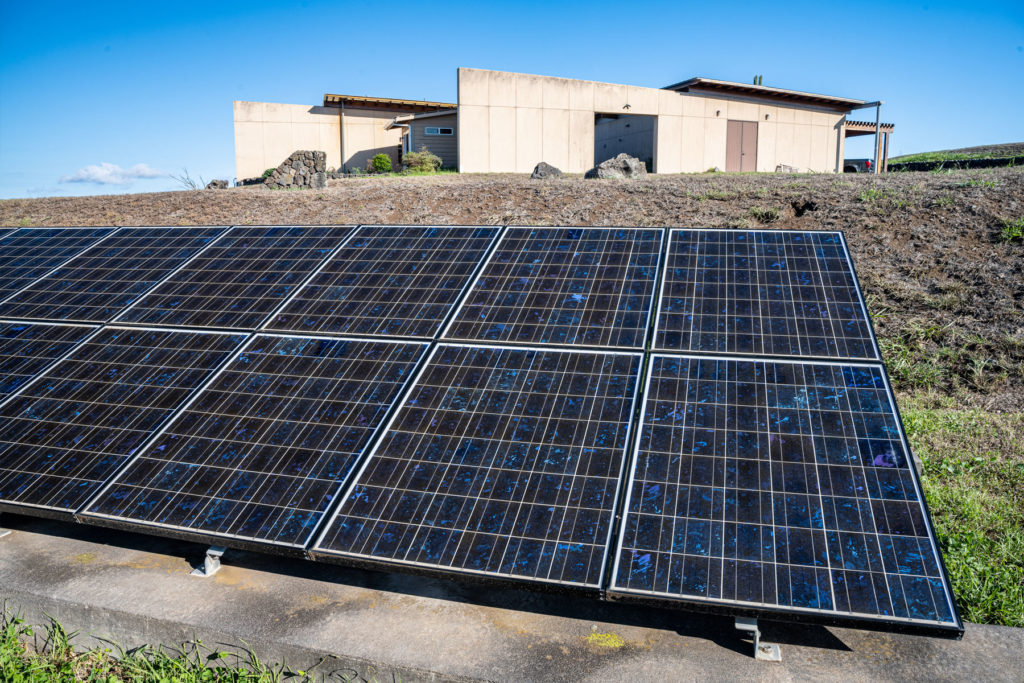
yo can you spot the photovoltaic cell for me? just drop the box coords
[0,227,226,323]
[114,226,354,330]
[443,227,662,349]
[84,335,428,549]
[266,226,499,339]
[654,230,878,360]
[312,344,642,588]
[610,354,961,632]
[0,327,246,514]
[0,227,115,299]
[0,321,97,402]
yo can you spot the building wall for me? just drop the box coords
[407,113,458,168]
[456,68,845,174]
[233,101,407,179]
[233,101,341,180]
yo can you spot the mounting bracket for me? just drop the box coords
[190,545,226,577]
[0,514,10,538]
[735,617,782,661]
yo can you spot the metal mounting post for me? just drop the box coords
[735,617,782,661]
[190,546,226,577]
[0,513,10,538]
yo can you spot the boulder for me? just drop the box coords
[530,162,563,179]
[584,153,648,179]
[205,179,229,190]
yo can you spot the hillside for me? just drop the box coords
[890,141,1024,164]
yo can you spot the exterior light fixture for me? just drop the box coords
[623,103,631,110]
[716,109,721,116]
[765,114,770,120]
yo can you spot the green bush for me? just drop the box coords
[261,168,275,179]
[369,153,393,174]
[402,147,443,173]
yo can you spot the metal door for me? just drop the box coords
[726,121,759,172]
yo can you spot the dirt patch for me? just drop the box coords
[2,168,1022,408]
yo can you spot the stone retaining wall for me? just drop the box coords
[264,151,327,189]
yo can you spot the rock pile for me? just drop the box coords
[584,153,647,179]
[264,151,327,190]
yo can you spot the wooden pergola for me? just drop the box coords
[846,119,895,171]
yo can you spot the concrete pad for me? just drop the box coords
[1,515,1020,683]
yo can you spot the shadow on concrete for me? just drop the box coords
[4,513,851,657]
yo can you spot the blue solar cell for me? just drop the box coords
[443,227,663,349]
[312,344,643,588]
[655,230,878,360]
[609,354,961,632]
[0,227,226,322]
[267,225,500,339]
[0,227,116,298]
[83,335,428,548]
[115,226,354,330]
[0,321,97,401]
[0,327,246,514]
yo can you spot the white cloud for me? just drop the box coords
[59,162,165,185]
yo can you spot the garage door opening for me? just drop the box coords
[594,114,655,171]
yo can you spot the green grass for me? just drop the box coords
[900,395,1024,626]
[0,610,321,682]
[746,206,779,223]
[1000,217,1024,242]
[890,149,1007,164]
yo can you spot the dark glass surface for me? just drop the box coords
[0,227,226,322]
[267,226,499,339]
[315,344,642,587]
[116,226,354,330]
[655,230,878,360]
[86,335,427,547]
[611,355,958,627]
[0,322,96,401]
[443,227,662,349]
[0,227,115,298]
[0,328,246,512]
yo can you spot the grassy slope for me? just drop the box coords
[890,142,1024,164]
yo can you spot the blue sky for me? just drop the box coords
[1,0,1021,199]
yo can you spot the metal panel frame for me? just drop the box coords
[309,341,646,592]
[606,351,963,638]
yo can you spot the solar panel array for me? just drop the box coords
[0,224,961,637]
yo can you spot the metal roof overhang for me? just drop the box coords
[323,94,457,112]
[663,77,867,112]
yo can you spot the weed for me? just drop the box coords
[746,206,780,223]
[170,168,205,191]
[16,217,31,227]
[859,188,884,202]
[701,189,735,201]
[934,193,956,208]
[999,217,1024,242]
[262,168,275,179]
[958,179,997,188]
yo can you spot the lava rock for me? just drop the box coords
[585,153,647,179]
[531,162,563,179]
[205,179,229,190]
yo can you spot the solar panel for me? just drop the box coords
[609,353,961,634]
[114,226,354,330]
[442,227,663,349]
[0,227,116,299]
[0,321,97,402]
[311,343,643,588]
[654,230,878,360]
[82,334,428,550]
[0,327,246,515]
[266,225,500,339]
[0,227,227,323]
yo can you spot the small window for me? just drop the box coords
[425,126,454,136]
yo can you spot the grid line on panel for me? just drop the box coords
[114,226,355,330]
[610,354,960,630]
[0,321,99,404]
[313,343,643,588]
[83,335,428,548]
[442,227,663,349]
[0,227,227,323]
[266,226,500,339]
[0,327,247,514]
[0,227,117,300]
[654,230,878,360]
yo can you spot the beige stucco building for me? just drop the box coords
[234,68,889,179]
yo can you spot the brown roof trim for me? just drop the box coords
[322,93,456,112]
[664,77,867,112]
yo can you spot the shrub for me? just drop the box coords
[261,168,275,179]
[369,153,392,174]
[402,147,443,173]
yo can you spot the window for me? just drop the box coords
[425,127,454,136]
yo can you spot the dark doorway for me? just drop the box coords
[594,114,655,171]
[726,120,758,172]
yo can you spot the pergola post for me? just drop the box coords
[883,132,890,172]
[873,103,881,174]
